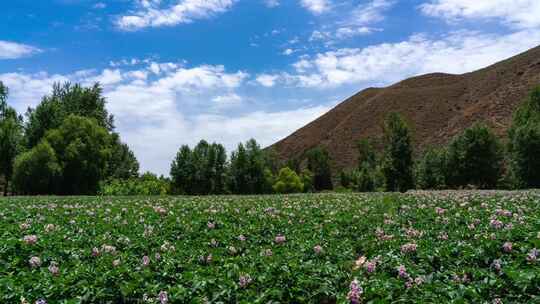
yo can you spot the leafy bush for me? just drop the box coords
[381,113,414,192]
[447,123,503,189]
[12,141,61,195]
[100,173,170,196]
[273,167,304,193]
[415,147,448,189]
[306,147,333,191]
[507,86,540,188]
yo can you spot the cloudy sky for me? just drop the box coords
[2,0,540,175]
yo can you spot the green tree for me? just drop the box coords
[45,115,114,195]
[170,141,228,195]
[357,166,376,192]
[12,141,61,195]
[170,145,194,195]
[306,147,333,191]
[508,87,540,188]
[25,82,114,148]
[447,123,502,189]
[107,134,140,180]
[415,147,448,190]
[357,138,377,169]
[381,113,414,192]
[0,82,23,195]
[230,139,268,194]
[300,169,314,193]
[273,167,304,194]
[211,143,228,194]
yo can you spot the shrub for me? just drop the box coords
[416,147,448,189]
[273,167,304,194]
[447,123,503,189]
[306,147,333,191]
[100,173,170,196]
[12,141,61,195]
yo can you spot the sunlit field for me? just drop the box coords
[1,192,539,303]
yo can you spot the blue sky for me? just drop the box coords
[1,0,540,175]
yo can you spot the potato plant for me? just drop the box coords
[0,192,539,303]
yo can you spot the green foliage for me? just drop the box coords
[25,82,114,148]
[447,123,503,189]
[339,169,357,189]
[100,172,170,196]
[381,113,414,192]
[416,147,448,190]
[1,192,539,303]
[273,167,304,193]
[300,168,314,193]
[12,141,61,195]
[306,147,333,191]
[229,139,269,194]
[357,165,376,192]
[171,140,228,195]
[357,138,377,169]
[507,86,540,188]
[0,82,23,195]
[107,134,140,180]
[44,115,114,195]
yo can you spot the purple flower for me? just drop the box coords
[397,265,409,279]
[35,300,47,304]
[527,248,538,262]
[207,222,216,229]
[158,291,168,304]
[23,235,38,245]
[238,274,252,288]
[401,243,417,254]
[91,247,100,257]
[502,242,513,253]
[347,279,363,304]
[490,219,504,229]
[142,255,150,267]
[29,256,42,268]
[275,235,286,244]
[48,263,59,276]
[365,261,376,273]
[491,259,502,273]
[313,245,323,254]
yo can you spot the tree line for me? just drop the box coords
[1,81,540,196]
[338,86,540,192]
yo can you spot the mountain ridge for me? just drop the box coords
[270,45,540,171]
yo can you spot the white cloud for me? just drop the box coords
[212,93,243,108]
[280,29,540,88]
[0,41,41,60]
[256,74,279,87]
[116,0,237,30]
[0,62,329,175]
[308,0,393,43]
[300,0,331,15]
[93,2,107,9]
[421,0,540,29]
[349,0,393,25]
[282,48,295,56]
[264,0,280,8]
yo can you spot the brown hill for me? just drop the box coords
[270,45,540,172]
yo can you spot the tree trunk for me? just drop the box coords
[3,179,8,196]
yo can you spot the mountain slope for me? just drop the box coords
[270,45,540,171]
